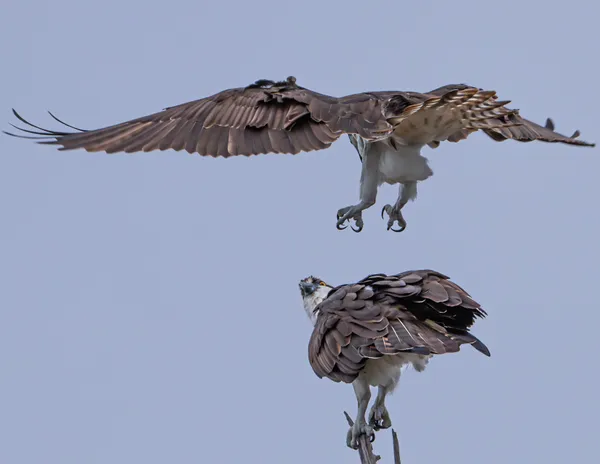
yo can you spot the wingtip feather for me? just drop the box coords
[472,339,491,357]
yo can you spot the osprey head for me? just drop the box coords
[299,275,333,325]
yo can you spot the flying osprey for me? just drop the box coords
[299,270,489,449]
[4,76,594,232]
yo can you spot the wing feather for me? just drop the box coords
[425,84,594,147]
[6,77,390,156]
[187,121,205,154]
[481,114,594,146]
[104,123,162,153]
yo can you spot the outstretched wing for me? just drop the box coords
[482,114,594,146]
[3,77,392,156]
[8,77,591,155]
[308,270,489,384]
[427,83,595,147]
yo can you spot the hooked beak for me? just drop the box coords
[299,281,316,296]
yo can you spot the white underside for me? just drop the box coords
[359,353,431,392]
[376,139,433,185]
[302,285,332,324]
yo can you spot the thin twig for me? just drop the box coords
[343,411,380,464]
[391,429,401,464]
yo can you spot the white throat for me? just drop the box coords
[302,286,331,325]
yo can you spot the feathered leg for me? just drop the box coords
[337,139,380,233]
[381,181,417,232]
[347,377,375,449]
[368,385,393,430]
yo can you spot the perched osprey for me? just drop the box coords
[5,76,594,232]
[299,270,489,449]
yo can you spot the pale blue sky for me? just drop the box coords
[1,1,598,463]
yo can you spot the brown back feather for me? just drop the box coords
[308,270,490,384]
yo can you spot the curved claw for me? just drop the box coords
[381,204,407,233]
[336,211,348,230]
[371,417,392,431]
[369,405,393,431]
[337,207,364,232]
[389,223,406,233]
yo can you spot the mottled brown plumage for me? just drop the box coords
[307,270,489,384]
[4,76,594,155]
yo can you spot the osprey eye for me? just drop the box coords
[319,282,327,286]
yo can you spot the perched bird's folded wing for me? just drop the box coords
[308,283,386,384]
[3,77,392,156]
[360,270,490,356]
[308,270,490,384]
[361,270,488,327]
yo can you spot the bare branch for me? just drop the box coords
[392,429,401,464]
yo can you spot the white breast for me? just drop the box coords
[302,286,332,325]
[377,143,433,184]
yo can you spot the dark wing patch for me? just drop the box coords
[4,77,393,156]
[308,270,490,384]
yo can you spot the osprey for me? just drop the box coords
[5,76,594,232]
[299,270,489,449]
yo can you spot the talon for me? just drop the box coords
[336,211,348,230]
[381,206,387,219]
[336,205,365,232]
[381,204,407,232]
[351,217,364,233]
[347,420,375,449]
[390,223,405,233]
[369,405,393,431]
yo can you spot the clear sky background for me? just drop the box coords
[1,1,598,463]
